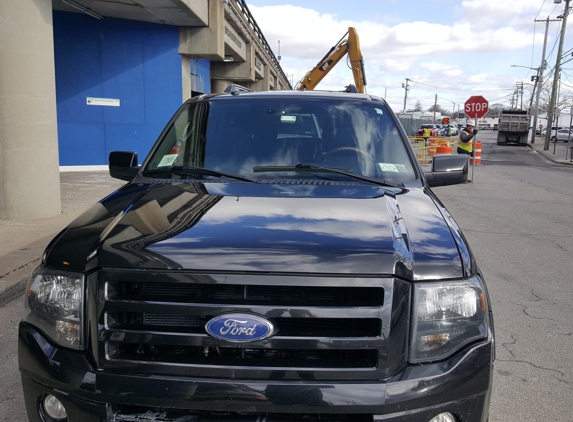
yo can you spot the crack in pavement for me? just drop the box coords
[499,329,517,359]
[495,358,571,384]
[519,303,560,323]
[0,258,40,280]
[551,239,571,252]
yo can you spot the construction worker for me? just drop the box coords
[458,121,478,156]
[422,126,432,145]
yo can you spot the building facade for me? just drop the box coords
[0,0,290,219]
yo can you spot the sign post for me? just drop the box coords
[464,96,489,182]
[554,108,562,154]
[567,106,573,161]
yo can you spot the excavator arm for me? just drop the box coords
[295,27,367,93]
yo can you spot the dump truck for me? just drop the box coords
[497,109,530,145]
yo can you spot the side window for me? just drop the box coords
[146,103,209,170]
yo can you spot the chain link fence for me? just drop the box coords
[397,115,435,137]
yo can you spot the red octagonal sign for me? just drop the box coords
[465,95,489,119]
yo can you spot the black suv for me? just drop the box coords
[19,85,494,422]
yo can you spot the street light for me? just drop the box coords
[511,64,538,71]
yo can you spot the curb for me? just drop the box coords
[527,144,573,165]
[0,274,28,307]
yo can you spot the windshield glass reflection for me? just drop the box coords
[143,98,416,184]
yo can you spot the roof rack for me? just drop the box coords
[224,84,251,95]
[344,84,359,93]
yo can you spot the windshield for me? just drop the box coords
[143,97,416,184]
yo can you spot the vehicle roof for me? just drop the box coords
[189,89,387,104]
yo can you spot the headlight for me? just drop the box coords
[410,276,490,363]
[24,267,85,350]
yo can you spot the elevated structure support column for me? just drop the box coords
[0,0,61,219]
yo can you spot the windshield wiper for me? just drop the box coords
[253,163,403,188]
[145,166,255,183]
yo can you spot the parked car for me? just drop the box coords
[446,124,459,136]
[541,126,563,136]
[550,128,573,142]
[416,123,439,137]
[19,84,494,422]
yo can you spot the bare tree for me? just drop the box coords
[486,103,505,117]
[533,77,573,114]
[427,104,447,114]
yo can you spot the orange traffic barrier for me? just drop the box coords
[435,138,449,146]
[470,140,482,165]
[428,139,437,156]
[435,144,452,155]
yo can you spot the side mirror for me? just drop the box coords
[109,151,139,181]
[423,155,468,187]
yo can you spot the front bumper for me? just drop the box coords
[19,323,493,422]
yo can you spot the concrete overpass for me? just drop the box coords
[0,0,291,219]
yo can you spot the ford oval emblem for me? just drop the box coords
[205,313,274,343]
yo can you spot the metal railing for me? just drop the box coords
[409,137,459,165]
[233,0,292,89]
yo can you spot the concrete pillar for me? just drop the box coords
[182,56,192,102]
[212,80,234,93]
[0,0,61,219]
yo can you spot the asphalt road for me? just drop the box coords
[0,294,27,422]
[1,132,572,421]
[435,131,573,421]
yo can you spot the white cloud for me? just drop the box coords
[248,1,572,110]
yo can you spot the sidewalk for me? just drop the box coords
[0,171,124,305]
[0,140,572,305]
[528,135,573,165]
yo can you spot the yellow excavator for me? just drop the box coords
[295,27,366,93]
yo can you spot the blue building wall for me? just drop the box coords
[53,12,189,165]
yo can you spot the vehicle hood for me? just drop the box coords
[44,181,468,280]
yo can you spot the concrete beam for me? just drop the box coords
[53,0,209,27]
[211,43,255,84]
[179,0,225,60]
[0,0,61,219]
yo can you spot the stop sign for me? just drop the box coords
[464,95,489,119]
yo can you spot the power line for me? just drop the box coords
[408,79,504,94]
[545,20,563,64]
[534,0,548,20]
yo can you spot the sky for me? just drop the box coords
[246,0,573,115]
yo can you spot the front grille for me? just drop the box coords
[107,312,381,337]
[110,280,384,307]
[107,343,377,368]
[113,405,373,422]
[95,271,404,381]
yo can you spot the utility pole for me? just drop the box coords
[545,0,571,150]
[402,78,410,112]
[433,94,437,123]
[531,17,553,143]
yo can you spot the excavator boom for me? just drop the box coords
[295,27,366,93]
